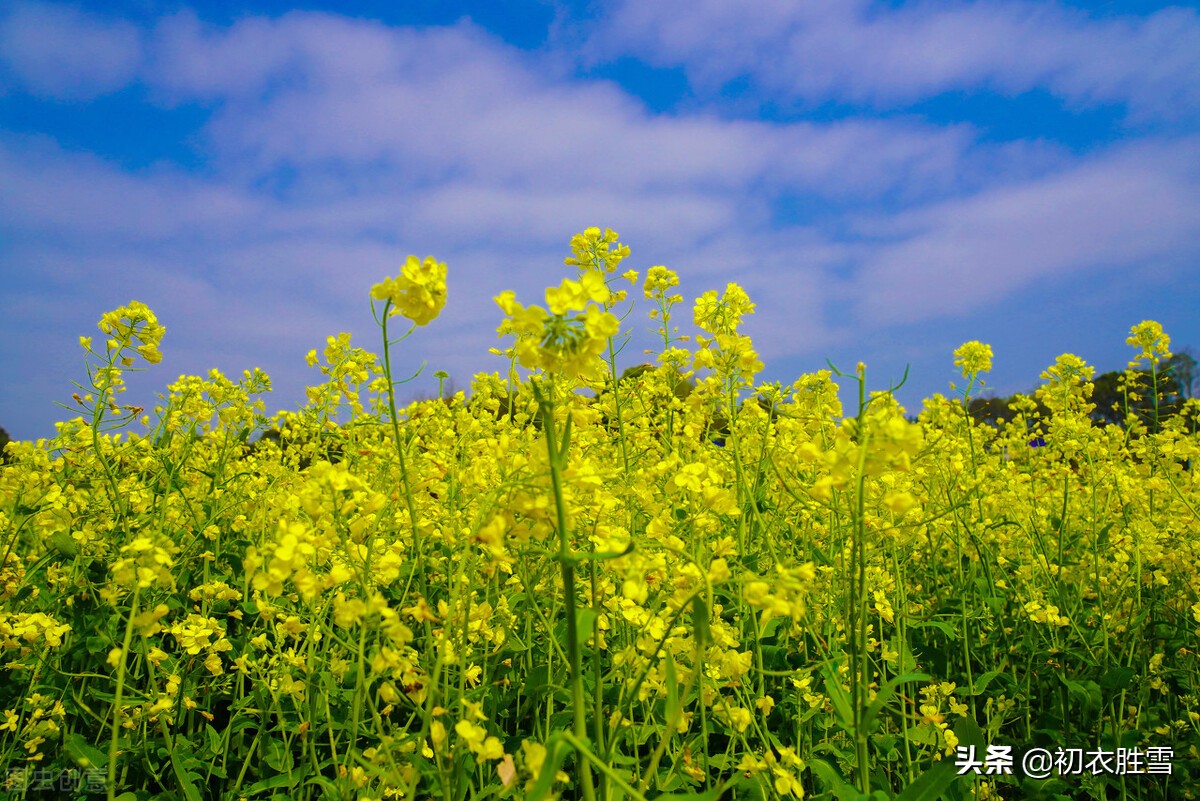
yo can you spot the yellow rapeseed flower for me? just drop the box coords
[372,255,448,326]
[97,300,165,364]
[644,265,680,299]
[1127,320,1171,366]
[565,227,629,274]
[953,341,993,377]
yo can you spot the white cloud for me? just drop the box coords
[580,0,1200,119]
[147,12,971,209]
[851,138,1200,326]
[0,134,265,241]
[147,8,409,102]
[0,1,142,98]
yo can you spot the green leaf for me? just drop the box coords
[163,739,205,801]
[969,664,1012,696]
[732,775,767,801]
[304,775,342,795]
[652,787,727,800]
[910,620,959,640]
[820,662,855,731]
[85,635,112,655]
[956,713,987,749]
[262,737,294,773]
[1099,666,1135,691]
[692,595,710,649]
[664,651,680,724]
[229,715,261,737]
[654,770,683,793]
[501,632,528,651]
[205,724,223,755]
[1056,675,1102,711]
[576,606,598,650]
[524,664,551,699]
[862,672,930,733]
[63,733,107,770]
[894,713,989,801]
[572,541,636,561]
[50,530,79,557]
[243,773,293,795]
[891,637,920,674]
[759,646,791,671]
[548,710,574,731]
[807,757,861,801]
[894,754,959,801]
[170,765,204,801]
[558,410,573,460]
[759,615,784,641]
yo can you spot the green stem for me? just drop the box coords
[540,381,597,801]
[108,586,140,801]
[851,373,872,795]
[379,302,423,603]
[607,339,630,477]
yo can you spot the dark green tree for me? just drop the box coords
[1165,348,1197,400]
[966,396,1014,427]
[1088,357,1189,432]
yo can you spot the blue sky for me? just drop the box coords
[2,0,1199,441]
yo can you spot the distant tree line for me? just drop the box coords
[967,350,1197,432]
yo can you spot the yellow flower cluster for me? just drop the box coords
[495,272,620,379]
[371,255,448,326]
[110,536,176,591]
[743,563,815,628]
[691,283,763,386]
[1126,319,1172,367]
[564,226,630,275]
[454,718,505,763]
[643,265,681,300]
[95,299,166,365]
[737,745,807,798]
[249,519,321,597]
[953,340,993,377]
[801,397,923,502]
[0,613,71,651]
[918,682,970,756]
[188,581,244,604]
[332,592,414,648]
[168,614,232,655]
[693,283,755,335]
[0,694,65,763]
[1023,599,1070,628]
[305,332,380,419]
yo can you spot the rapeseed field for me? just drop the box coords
[1,229,1197,800]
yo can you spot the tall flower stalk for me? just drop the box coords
[371,255,448,604]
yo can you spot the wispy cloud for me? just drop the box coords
[578,0,1200,120]
[850,137,1200,326]
[136,11,976,205]
[0,1,142,98]
[0,134,263,241]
